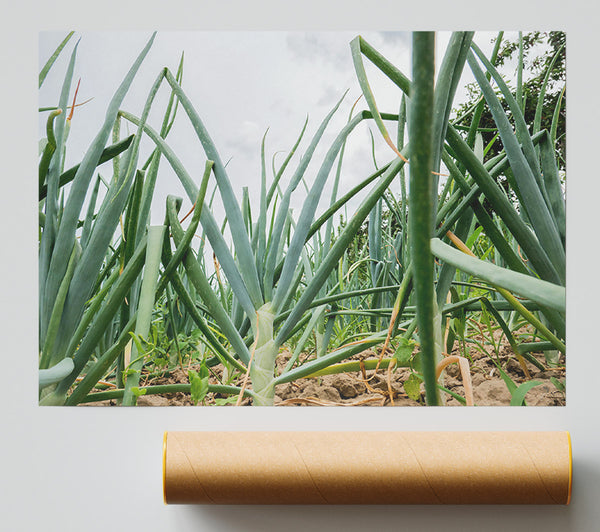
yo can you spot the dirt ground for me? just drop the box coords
[87,330,565,407]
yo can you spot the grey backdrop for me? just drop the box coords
[2,1,599,531]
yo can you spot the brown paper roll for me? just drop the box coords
[163,431,571,505]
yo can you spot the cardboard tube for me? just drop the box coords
[163,431,572,505]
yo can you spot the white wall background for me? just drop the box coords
[2,1,599,531]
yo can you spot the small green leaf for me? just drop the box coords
[510,380,543,406]
[198,364,209,379]
[131,387,147,397]
[411,351,422,374]
[404,373,422,401]
[214,396,238,406]
[550,377,565,393]
[189,368,209,405]
[394,337,415,366]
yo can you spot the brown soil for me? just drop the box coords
[270,339,565,407]
[85,329,565,407]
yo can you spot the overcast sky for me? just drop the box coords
[39,31,513,236]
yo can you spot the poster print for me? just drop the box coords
[38,31,566,407]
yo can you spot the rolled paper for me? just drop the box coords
[163,431,572,505]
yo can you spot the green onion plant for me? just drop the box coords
[39,30,566,407]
